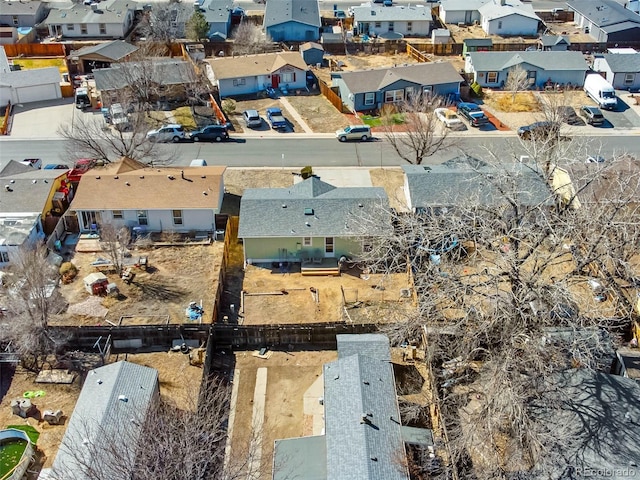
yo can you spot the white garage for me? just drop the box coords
[4,67,62,104]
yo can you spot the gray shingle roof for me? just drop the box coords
[337,62,463,95]
[93,59,195,91]
[300,41,323,51]
[478,0,540,21]
[467,50,588,72]
[353,4,433,21]
[324,334,409,480]
[464,38,493,46]
[539,34,570,46]
[599,52,640,72]
[337,333,392,361]
[0,1,43,15]
[441,0,489,11]
[0,66,61,88]
[52,361,159,480]
[70,40,139,62]
[264,0,321,28]
[237,176,390,238]
[0,168,66,214]
[402,161,553,208]
[566,0,640,29]
[199,0,233,24]
[45,0,134,25]
[273,436,327,480]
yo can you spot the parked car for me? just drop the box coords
[146,124,186,143]
[335,125,372,142]
[67,158,96,184]
[435,108,464,129]
[20,158,42,169]
[190,124,229,142]
[457,102,489,127]
[242,109,262,128]
[517,121,559,140]
[579,106,605,126]
[266,108,288,131]
[43,164,69,170]
[556,106,584,126]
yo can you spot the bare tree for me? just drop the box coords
[383,94,454,165]
[0,244,67,371]
[137,1,191,45]
[52,376,266,480]
[353,147,640,478]
[98,223,132,275]
[505,65,530,102]
[232,21,274,55]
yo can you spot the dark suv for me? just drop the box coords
[517,121,559,140]
[457,102,489,127]
[189,124,229,142]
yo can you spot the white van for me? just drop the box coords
[109,103,130,131]
[584,74,617,110]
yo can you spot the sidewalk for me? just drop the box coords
[279,96,314,134]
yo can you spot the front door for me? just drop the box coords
[272,75,280,88]
[325,237,335,257]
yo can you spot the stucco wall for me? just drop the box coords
[243,236,364,263]
[482,14,539,36]
[267,20,319,42]
[77,208,216,233]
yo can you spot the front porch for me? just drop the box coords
[301,257,340,276]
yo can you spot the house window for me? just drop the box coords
[80,24,87,34]
[487,71,498,83]
[375,21,381,28]
[112,210,123,219]
[325,237,334,254]
[624,73,635,85]
[303,237,312,247]
[498,20,502,29]
[67,24,74,31]
[233,78,246,86]
[527,70,537,84]
[407,21,412,32]
[137,210,148,226]
[0,251,9,263]
[172,210,183,225]
[388,22,394,32]
[405,86,415,99]
[281,72,296,83]
[364,92,375,106]
[385,89,404,103]
[12,16,19,26]
[99,23,106,34]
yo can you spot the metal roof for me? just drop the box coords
[353,4,433,21]
[264,0,321,28]
[466,50,588,72]
[402,161,554,209]
[237,176,390,239]
[566,0,640,29]
[598,52,640,72]
[51,361,159,480]
[336,61,463,95]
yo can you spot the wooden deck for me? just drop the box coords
[301,258,340,276]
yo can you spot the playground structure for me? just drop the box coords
[0,429,34,480]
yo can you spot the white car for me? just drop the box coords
[435,108,464,129]
[146,124,186,143]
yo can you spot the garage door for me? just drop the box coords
[15,83,60,104]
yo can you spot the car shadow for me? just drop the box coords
[228,138,247,144]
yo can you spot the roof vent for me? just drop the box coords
[125,182,130,186]
[305,221,311,227]
[282,204,287,208]
[32,179,37,184]
[139,175,144,179]
[202,191,208,195]
[97,379,102,384]
[4,185,11,192]
[304,208,314,215]
[358,203,364,207]
[371,457,378,461]
[200,175,206,178]
[95,176,101,179]
[114,175,119,179]
[167,175,175,180]
[118,395,128,402]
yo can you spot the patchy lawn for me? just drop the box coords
[483,91,541,113]
[145,107,197,130]
[11,58,67,74]
[284,94,349,133]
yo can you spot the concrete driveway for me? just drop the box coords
[599,94,640,129]
[9,97,78,139]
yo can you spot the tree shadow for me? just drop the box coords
[131,278,186,301]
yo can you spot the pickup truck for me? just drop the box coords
[266,107,288,131]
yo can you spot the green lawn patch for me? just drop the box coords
[6,425,40,445]
[12,58,67,74]
[173,106,197,130]
[361,115,382,127]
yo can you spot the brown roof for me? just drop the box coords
[71,159,226,211]
[207,52,308,80]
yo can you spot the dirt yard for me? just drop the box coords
[284,94,352,132]
[227,97,303,133]
[240,264,413,325]
[53,243,223,326]
[0,352,203,475]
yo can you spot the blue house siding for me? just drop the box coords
[208,19,231,39]
[267,20,319,42]
[474,68,585,88]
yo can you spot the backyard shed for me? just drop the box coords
[299,42,324,66]
[83,272,108,295]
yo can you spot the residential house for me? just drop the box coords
[464,51,588,88]
[206,51,307,97]
[566,0,640,43]
[478,0,540,36]
[0,0,46,28]
[332,62,463,113]
[0,46,62,104]
[439,0,487,25]
[237,176,390,267]
[0,26,18,45]
[50,362,159,480]
[593,52,640,90]
[45,0,135,39]
[538,34,570,51]
[462,38,493,56]
[0,162,72,265]
[70,158,226,234]
[273,334,433,480]
[92,58,197,106]
[263,0,321,42]
[69,40,139,74]
[352,4,432,37]
[402,160,553,213]
[197,0,233,40]
[299,41,324,66]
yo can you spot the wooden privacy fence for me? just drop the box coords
[209,93,227,125]
[3,43,65,57]
[319,78,348,113]
[0,103,10,135]
[209,216,239,323]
